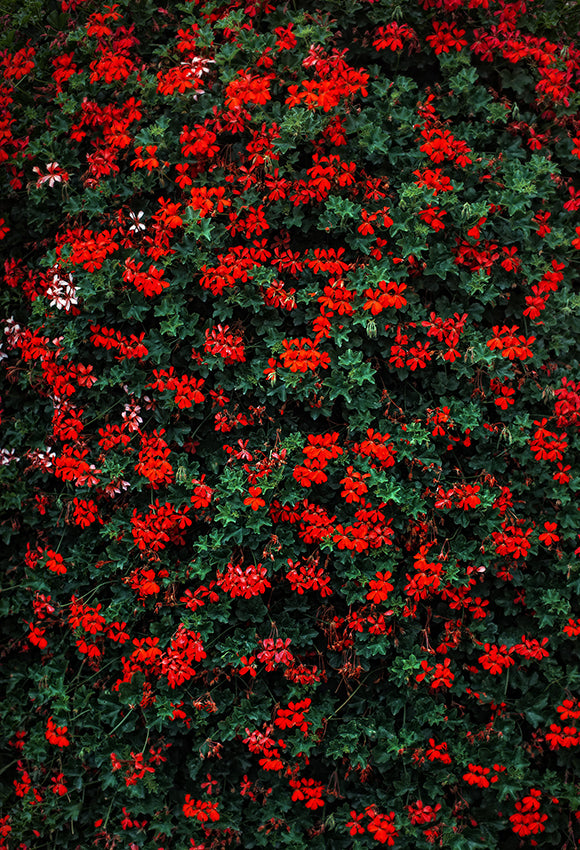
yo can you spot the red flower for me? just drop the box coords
[430,658,455,689]
[244,486,266,510]
[510,789,547,837]
[225,69,273,109]
[366,571,394,604]
[28,624,48,649]
[290,776,324,809]
[72,497,102,528]
[500,246,520,271]
[418,206,447,231]
[539,521,559,545]
[45,549,67,575]
[50,773,68,796]
[346,810,365,836]
[407,800,441,825]
[479,643,514,675]
[463,763,491,788]
[426,21,468,55]
[426,738,452,764]
[131,145,159,171]
[183,796,220,822]
[455,484,481,510]
[238,655,257,677]
[367,810,398,845]
[46,717,70,748]
[416,659,434,684]
[564,618,580,637]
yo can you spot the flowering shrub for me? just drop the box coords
[1,0,580,847]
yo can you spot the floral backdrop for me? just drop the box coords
[1,0,580,846]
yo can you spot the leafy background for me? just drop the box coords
[1,0,580,847]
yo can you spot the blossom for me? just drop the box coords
[367,810,398,845]
[426,21,468,54]
[538,521,559,545]
[183,796,220,822]
[463,763,491,787]
[366,571,394,604]
[45,550,67,575]
[50,773,68,796]
[244,486,266,510]
[479,643,514,674]
[46,717,70,748]
[32,161,69,188]
[131,145,159,171]
[426,738,452,764]
[346,810,365,836]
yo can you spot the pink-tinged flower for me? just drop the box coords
[33,162,69,188]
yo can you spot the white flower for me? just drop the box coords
[0,448,19,466]
[128,210,146,233]
[46,270,77,311]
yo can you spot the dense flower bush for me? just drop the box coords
[1,0,580,846]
